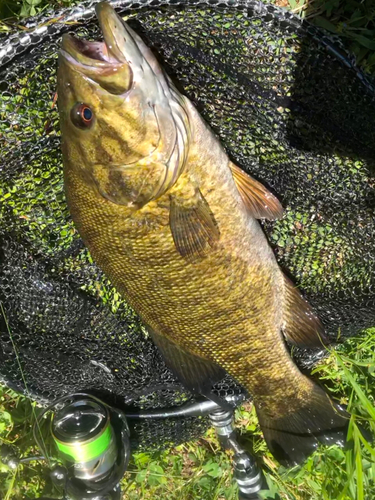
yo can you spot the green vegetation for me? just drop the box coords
[298,0,375,74]
[0,0,74,19]
[1,330,375,499]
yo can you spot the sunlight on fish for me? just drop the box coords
[57,1,349,467]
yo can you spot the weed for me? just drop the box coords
[1,330,375,499]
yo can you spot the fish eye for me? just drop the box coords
[70,103,94,129]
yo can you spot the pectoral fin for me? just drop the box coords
[148,327,232,410]
[170,189,220,262]
[282,277,327,348]
[229,162,283,220]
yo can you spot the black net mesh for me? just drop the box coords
[0,0,374,449]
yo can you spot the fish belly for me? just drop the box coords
[67,167,295,408]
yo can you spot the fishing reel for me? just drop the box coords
[1,392,265,499]
[35,393,130,500]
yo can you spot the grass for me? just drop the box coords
[0,0,375,498]
[1,329,375,499]
[0,0,72,19]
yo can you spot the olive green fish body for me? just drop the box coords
[65,101,310,418]
[58,2,349,466]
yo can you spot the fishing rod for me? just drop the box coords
[1,392,265,500]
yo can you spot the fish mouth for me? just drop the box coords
[95,1,130,63]
[60,35,117,67]
[60,2,137,93]
[61,2,128,65]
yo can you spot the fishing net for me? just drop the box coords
[0,0,374,450]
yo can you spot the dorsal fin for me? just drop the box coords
[282,276,328,348]
[229,162,283,220]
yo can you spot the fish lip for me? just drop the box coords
[60,2,128,68]
[95,2,148,70]
[61,34,104,62]
[59,3,135,75]
[95,2,128,63]
[60,33,119,69]
[59,5,135,95]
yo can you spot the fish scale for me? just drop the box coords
[58,1,349,466]
[66,137,289,402]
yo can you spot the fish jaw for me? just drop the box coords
[58,0,169,100]
[59,30,132,95]
[58,2,192,208]
[95,2,175,98]
[95,2,147,72]
[94,2,192,200]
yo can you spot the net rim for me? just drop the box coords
[1,0,374,409]
[0,0,374,95]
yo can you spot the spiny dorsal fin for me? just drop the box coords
[229,162,283,220]
[282,276,328,348]
[170,189,220,262]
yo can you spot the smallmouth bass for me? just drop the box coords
[58,2,348,466]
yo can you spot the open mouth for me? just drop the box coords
[59,3,135,93]
[65,37,109,62]
[60,1,127,67]
[59,2,152,94]
[60,33,123,71]
[61,1,134,66]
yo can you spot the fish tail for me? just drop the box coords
[255,381,349,466]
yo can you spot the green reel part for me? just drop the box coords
[52,398,118,481]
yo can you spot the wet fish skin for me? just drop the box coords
[58,2,348,466]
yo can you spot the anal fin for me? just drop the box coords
[282,276,328,348]
[147,327,232,410]
[229,162,283,220]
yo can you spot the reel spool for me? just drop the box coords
[35,394,130,500]
[52,397,118,481]
[1,393,263,499]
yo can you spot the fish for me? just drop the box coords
[57,1,348,466]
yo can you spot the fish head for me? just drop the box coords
[58,2,190,208]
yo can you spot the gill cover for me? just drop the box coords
[108,13,190,206]
[93,3,191,208]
